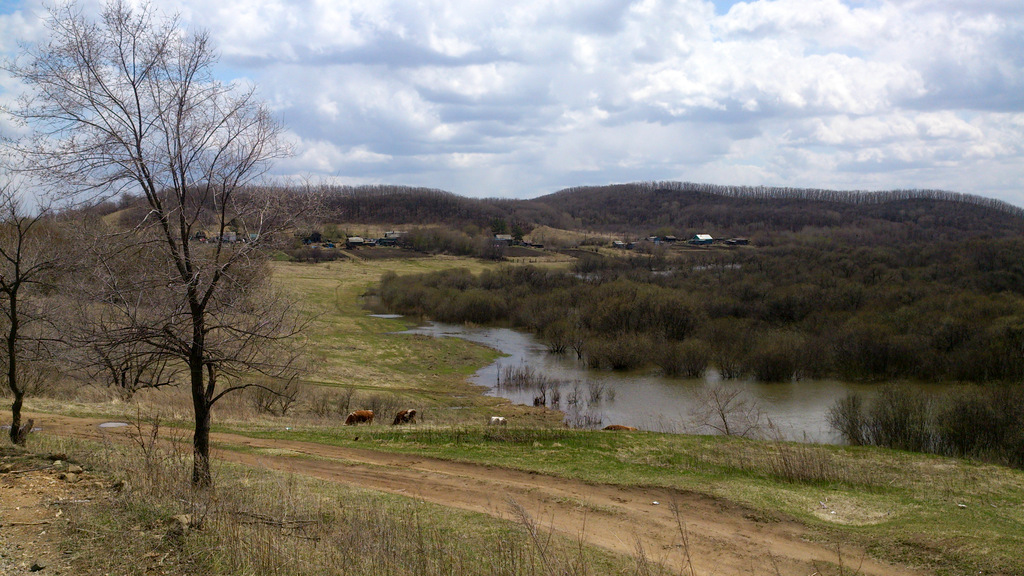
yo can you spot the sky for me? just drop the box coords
[1,0,1022,205]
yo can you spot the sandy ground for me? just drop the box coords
[7,412,931,576]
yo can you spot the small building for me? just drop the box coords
[346,236,365,248]
[376,237,398,247]
[688,234,713,245]
[612,240,627,249]
[383,231,406,239]
[493,234,513,245]
[725,238,749,246]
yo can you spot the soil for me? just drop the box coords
[0,447,111,575]
[4,413,932,576]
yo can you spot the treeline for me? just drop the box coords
[829,386,1024,468]
[144,182,1023,244]
[377,235,1024,383]
[534,182,1024,239]
[313,185,563,233]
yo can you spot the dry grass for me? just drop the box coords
[29,425,646,576]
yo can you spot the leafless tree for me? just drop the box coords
[65,241,182,401]
[688,384,766,439]
[0,183,65,445]
[5,1,310,485]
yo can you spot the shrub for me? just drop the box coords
[826,394,867,446]
[585,335,649,371]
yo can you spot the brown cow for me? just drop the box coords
[602,424,637,431]
[345,410,374,425]
[392,409,417,425]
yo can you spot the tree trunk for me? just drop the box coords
[190,355,212,487]
[192,393,212,487]
[7,294,20,446]
[9,393,23,445]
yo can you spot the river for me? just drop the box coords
[397,321,935,443]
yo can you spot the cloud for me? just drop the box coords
[1,0,1022,206]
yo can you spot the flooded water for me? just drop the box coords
[399,322,939,443]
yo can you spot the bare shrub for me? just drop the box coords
[865,386,938,453]
[689,385,766,438]
[767,437,853,485]
[307,386,355,419]
[565,382,582,407]
[498,363,555,392]
[585,335,649,371]
[359,393,405,422]
[564,407,603,430]
[249,377,303,416]
[827,394,867,446]
[745,332,802,382]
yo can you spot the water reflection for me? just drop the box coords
[400,322,887,443]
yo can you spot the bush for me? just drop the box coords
[745,332,802,382]
[826,394,867,446]
[655,339,709,378]
[585,335,650,371]
[865,386,937,453]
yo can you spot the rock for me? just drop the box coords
[58,472,78,483]
[66,464,84,474]
[0,463,14,473]
[166,514,194,538]
[30,559,46,571]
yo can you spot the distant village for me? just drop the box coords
[193,228,750,252]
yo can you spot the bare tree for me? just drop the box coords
[688,384,766,439]
[5,1,308,485]
[0,183,64,445]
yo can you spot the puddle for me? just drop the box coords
[98,422,130,428]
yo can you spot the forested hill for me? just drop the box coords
[312,182,1024,239]
[529,182,1024,239]
[96,183,1023,240]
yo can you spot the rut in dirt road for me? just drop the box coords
[35,413,929,576]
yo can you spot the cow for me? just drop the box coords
[345,410,374,425]
[392,409,417,425]
[602,424,637,431]
[488,416,507,426]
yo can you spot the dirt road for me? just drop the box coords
[33,413,928,576]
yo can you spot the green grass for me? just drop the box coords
[214,422,1024,575]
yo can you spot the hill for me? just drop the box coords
[315,182,1024,241]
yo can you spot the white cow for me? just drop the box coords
[488,416,507,426]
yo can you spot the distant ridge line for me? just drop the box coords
[552,181,1024,218]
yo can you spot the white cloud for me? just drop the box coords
[0,0,1022,205]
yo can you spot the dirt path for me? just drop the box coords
[32,413,929,576]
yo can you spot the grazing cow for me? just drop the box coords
[602,424,637,431]
[488,416,507,426]
[392,409,417,425]
[345,410,374,425]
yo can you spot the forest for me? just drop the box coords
[377,235,1024,384]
